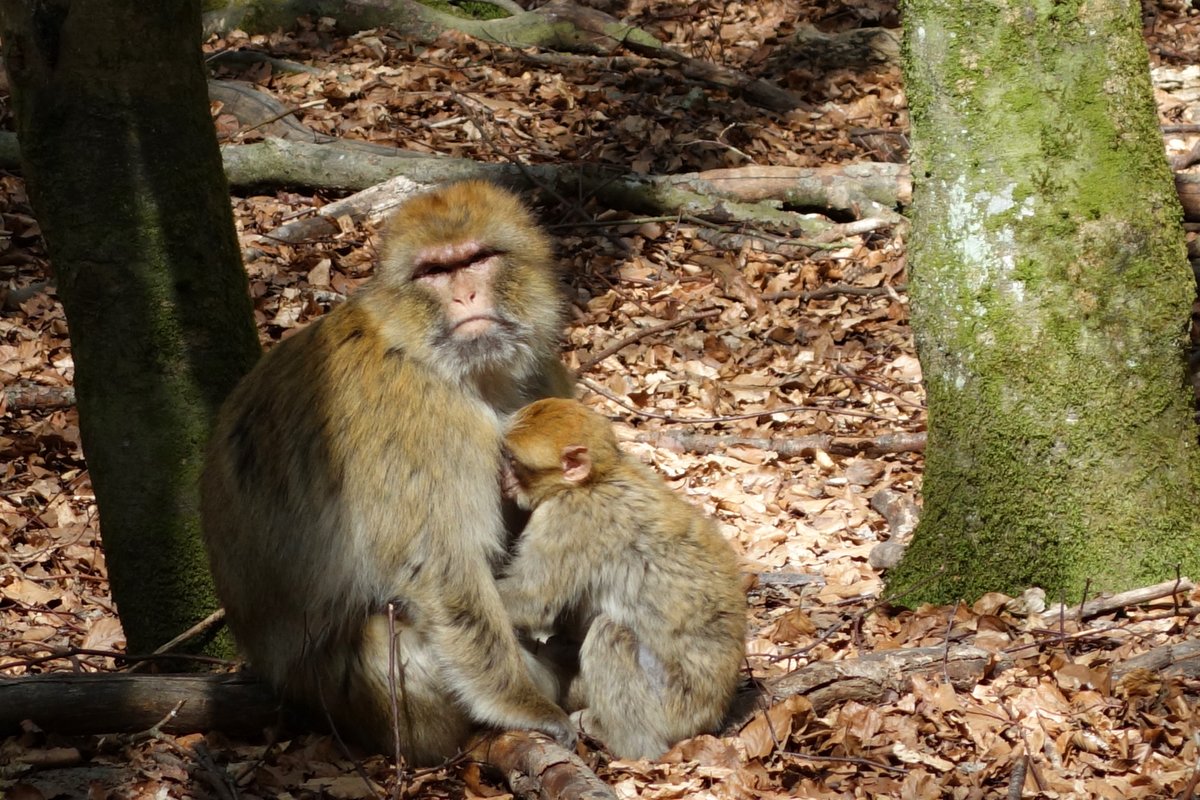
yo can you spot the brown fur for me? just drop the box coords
[499,398,747,759]
[201,182,574,764]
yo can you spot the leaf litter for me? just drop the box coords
[3,0,1200,797]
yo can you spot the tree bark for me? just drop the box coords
[468,732,618,800]
[0,3,261,656]
[889,0,1200,604]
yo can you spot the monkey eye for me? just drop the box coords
[412,261,454,279]
[412,247,507,280]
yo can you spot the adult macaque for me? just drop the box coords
[201,181,575,764]
[498,398,746,759]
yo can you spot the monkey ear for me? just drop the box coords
[560,445,592,483]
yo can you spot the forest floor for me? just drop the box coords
[3,1,1200,798]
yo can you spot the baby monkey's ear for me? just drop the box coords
[560,445,592,484]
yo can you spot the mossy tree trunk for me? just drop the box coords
[0,3,261,656]
[888,0,1200,605]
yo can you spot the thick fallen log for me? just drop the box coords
[203,0,805,113]
[222,138,904,239]
[1,673,612,800]
[5,647,988,744]
[16,631,1200,794]
[4,647,987,743]
[0,673,281,738]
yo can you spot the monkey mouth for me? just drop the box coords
[451,314,504,337]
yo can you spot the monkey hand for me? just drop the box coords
[535,710,579,752]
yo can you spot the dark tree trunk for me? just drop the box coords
[0,2,261,656]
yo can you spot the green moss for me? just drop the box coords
[6,4,258,660]
[894,0,1200,607]
[416,0,510,20]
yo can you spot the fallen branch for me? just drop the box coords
[220,138,905,229]
[725,644,994,731]
[1037,577,1195,627]
[1,279,51,311]
[1114,638,1200,679]
[663,163,910,222]
[769,644,994,713]
[694,220,898,257]
[789,25,902,69]
[4,382,76,411]
[1176,173,1200,220]
[512,50,805,120]
[763,282,906,302]
[577,310,721,372]
[635,430,926,458]
[204,0,804,113]
[6,646,984,796]
[616,32,806,114]
[262,174,428,244]
[469,731,617,800]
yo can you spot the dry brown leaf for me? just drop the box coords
[661,735,741,769]
[81,616,124,651]
[3,577,57,606]
[300,776,383,799]
[736,695,813,759]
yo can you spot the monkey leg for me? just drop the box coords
[318,615,475,766]
[574,615,673,760]
[519,633,581,706]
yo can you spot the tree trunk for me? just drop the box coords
[889,0,1200,604]
[0,3,261,656]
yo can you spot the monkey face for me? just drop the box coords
[411,242,503,334]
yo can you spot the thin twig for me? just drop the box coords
[0,645,235,673]
[781,749,905,776]
[193,740,241,800]
[223,99,326,141]
[762,283,906,302]
[387,601,411,800]
[580,376,902,424]
[154,609,227,655]
[941,602,959,684]
[578,309,721,371]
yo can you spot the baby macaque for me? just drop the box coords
[202,181,575,764]
[498,398,746,759]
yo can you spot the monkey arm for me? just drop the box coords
[496,573,567,632]
[496,508,599,632]
[410,553,575,744]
